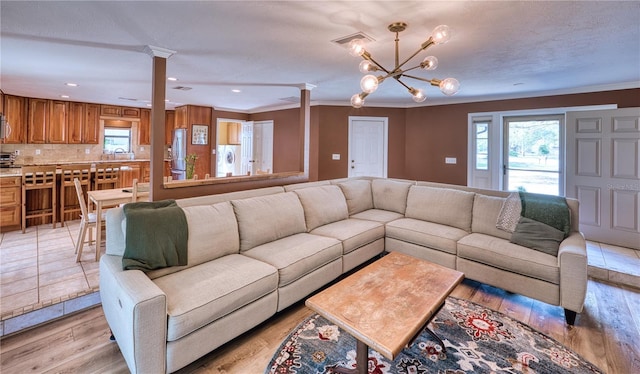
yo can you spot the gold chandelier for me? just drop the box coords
[349,22,460,108]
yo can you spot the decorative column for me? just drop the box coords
[298,83,315,177]
[143,45,176,201]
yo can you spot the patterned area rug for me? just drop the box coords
[266,297,602,373]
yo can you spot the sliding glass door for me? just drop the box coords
[503,115,564,196]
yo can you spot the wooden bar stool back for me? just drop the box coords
[21,165,57,233]
[74,178,105,262]
[93,163,121,191]
[60,164,92,226]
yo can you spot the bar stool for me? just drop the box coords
[93,163,121,190]
[60,164,92,226]
[21,165,57,233]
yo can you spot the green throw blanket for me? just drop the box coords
[519,192,571,238]
[122,200,188,271]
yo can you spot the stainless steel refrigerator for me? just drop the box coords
[171,129,187,180]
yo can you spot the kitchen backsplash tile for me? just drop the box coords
[2,144,150,165]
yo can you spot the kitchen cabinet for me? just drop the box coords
[175,106,187,129]
[0,176,21,233]
[165,110,175,144]
[101,105,140,118]
[140,161,150,182]
[48,100,68,143]
[138,108,150,145]
[28,98,48,143]
[2,95,26,143]
[84,103,100,144]
[227,122,241,144]
[119,162,141,188]
[67,102,84,144]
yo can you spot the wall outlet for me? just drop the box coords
[14,150,20,156]
[35,149,41,155]
[332,153,340,160]
[445,157,457,164]
[140,146,145,152]
[85,148,90,154]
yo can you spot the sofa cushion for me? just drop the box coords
[510,217,565,256]
[371,179,412,214]
[405,186,475,232]
[385,218,469,255]
[472,194,512,240]
[153,254,278,341]
[232,192,306,251]
[243,233,342,287]
[311,218,384,254]
[351,209,404,223]
[294,185,349,231]
[457,233,560,284]
[146,202,241,279]
[337,179,374,215]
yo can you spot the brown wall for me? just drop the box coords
[250,108,301,173]
[403,88,639,185]
[313,106,406,181]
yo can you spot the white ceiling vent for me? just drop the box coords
[279,96,300,103]
[172,86,192,91]
[332,32,375,47]
[118,97,138,102]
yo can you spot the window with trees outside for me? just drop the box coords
[103,127,131,153]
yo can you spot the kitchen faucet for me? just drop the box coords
[114,148,126,154]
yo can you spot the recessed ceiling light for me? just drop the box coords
[167,77,178,81]
[61,95,70,98]
[65,83,78,87]
[232,89,241,93]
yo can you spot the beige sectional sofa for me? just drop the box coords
[100,177,587,373]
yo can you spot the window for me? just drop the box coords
[474,120,489,170]
[103,127,131,153]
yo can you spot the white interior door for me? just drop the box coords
[253,120,273,173]
[566,107,640,249]
[240,121,254,175]
[348,116,388,178]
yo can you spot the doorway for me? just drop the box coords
[348,116,388,178]
[503,115,564,195]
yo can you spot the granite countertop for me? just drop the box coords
[0,159,151,178]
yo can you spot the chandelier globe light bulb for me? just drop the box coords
[351,93,365,108]
[360,74,379,93]
[410,88,427,103]
[359,60,376,73]
[421,56,438,70]
[348,39,366,57]
[432,25,451,44]
[439,77,460,96]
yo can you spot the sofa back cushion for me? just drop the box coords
[371,179,412,214]
[294,185,349,231]
[471,194,512,240]
[336,179,374,215]
[232,192,306,251]
[145,201,240,279]
[405,186,475,232]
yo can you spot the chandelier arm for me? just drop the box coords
[393,77,412,90]
[394,39,435,73]
[364,55,392,75]
[402,73,441,86]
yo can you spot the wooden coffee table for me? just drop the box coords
[306,252,464,374]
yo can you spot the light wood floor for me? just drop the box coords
[1,278,638,374]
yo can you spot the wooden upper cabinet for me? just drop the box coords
[175,106,187,129]
[122,107,140,118]
[28,98,48,143]
[48,100,68,143]
[165,110,175,145]
[2,95,26,143]
[84,103,100,144]
[100,105,121,117]
[138,108,150,145]
[67,102,84,144]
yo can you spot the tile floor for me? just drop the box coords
[0,220,638,337]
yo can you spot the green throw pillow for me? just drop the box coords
[510,217,565,256]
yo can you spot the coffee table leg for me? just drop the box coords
[357,340,368,374]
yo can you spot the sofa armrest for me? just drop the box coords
[557,232,588,313]
[100,254,167,374]
[106,207,126,256]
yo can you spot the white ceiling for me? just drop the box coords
[1,1,639,112]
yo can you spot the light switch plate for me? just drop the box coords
[332,154,340,160]
[35,149,41,155]
[445,157,457,164]
[85,148,90,154]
